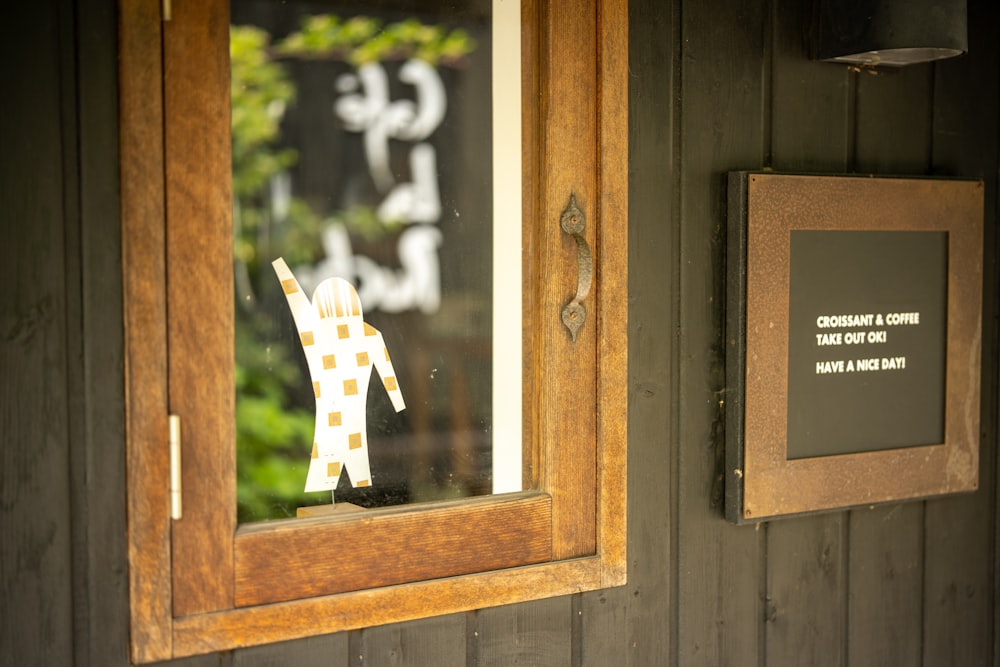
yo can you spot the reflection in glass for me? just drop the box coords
[232,0,519,521]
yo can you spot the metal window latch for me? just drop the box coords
[169,414,182,520]
[560,194,593,342]
[162,0,171,21]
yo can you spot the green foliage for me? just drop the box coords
[275,14,477,65]
[232,23,319,522]
[233,276,319,521]
[231,15,478,521]
[231,26,297,200]
[334,205,405,243]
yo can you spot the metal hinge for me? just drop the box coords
[162,0,171,22]
[168,414,182,520]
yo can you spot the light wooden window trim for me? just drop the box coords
[121,0,627,662]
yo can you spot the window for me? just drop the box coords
[229,0,524,520]
[121,0,627,662]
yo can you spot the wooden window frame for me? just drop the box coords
[121,0,627,662]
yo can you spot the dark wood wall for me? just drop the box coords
[2,0,998,665]
[672,1,1000,664]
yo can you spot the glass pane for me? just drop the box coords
[231,0,521,522]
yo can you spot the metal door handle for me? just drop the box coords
[560,193,592,342]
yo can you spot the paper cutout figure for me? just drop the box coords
[273,257,406,501]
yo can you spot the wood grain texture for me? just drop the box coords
[676,0,767,663]
[477,597,572,665]
[73,0,131,663]
[233,633,347,667]
[596,0,629,587]
[59,0,90,662]
[351,615,466,667]
[923,4,999,661]
[847,505,923,667]
[853,64,933,173]
[980,6,1000,666]
[765,516,846,666]
[173,558,603,657]
[163,0,237,617]
[762,3,850,663]
[535,0,600,560]
[472,1,623,662]
[234,493,552,606]
[0,1,74,665]
[769,0,852,174]
[577,0,677,663]
[119,0,173,661]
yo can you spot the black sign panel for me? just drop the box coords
[786,230,948,459]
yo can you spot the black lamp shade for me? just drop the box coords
[816,0,967,66]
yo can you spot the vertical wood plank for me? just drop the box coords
[923,495,993,666]
[769,0,852,174]
[535,0,600,560]
[676,0,767,663]
[170,654,226,667]
[847,505,922,667]
[986,6,1000,665]
[580,0,673,662]
[164,0,237,617]
[580,589,630,667]
[60,0,88,659]
[350,616,465,667]
[476,598,572,666]
[120,0,173,659]
[73,0,132,663]
[923,1,999,664]
[0,0,74,665]
[596,0,630,589]
[765,516,845,666]
[853,66,933,173]
[233,633,347,667]
[846,57,932,667]
[764,1,851,663]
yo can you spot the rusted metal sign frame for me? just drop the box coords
[726,172,983,523]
